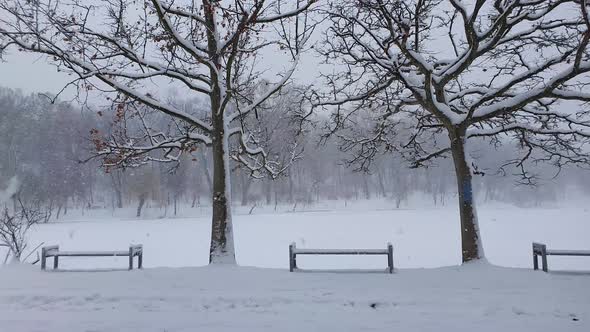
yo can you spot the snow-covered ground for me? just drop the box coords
[1,203,589,331]
[1,263,589,332]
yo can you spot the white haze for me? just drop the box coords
[0,176,18,204]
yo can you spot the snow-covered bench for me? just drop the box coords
[532,242,590,272]
[289,243,394,273]
[40,244,143,270]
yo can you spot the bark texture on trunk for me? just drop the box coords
[203,1,236,265]
[209,120,236,264]
[449,129,484,263]
[207,55,236,264]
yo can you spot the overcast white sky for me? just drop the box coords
[0,46,324,104]
[0,0,326,104]
[0,1,581,105]
[0,52,74,96]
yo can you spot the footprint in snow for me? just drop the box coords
[511,307,528,316]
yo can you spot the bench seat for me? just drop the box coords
[545,249,590,256]
[41,245,143,270]
[532,242,590,272]
[294,249,389,255]
[54,251,132,257]
[289,243,394,273]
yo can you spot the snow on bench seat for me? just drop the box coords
[546,249,590,256]
[52,251,132,257]
[293,248,389,255]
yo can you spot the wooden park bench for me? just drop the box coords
[532,242,590,272]
[289,242,394,273]
[41,244,143,270]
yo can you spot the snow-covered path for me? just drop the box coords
[0,264,588,332]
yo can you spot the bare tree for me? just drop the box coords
[0,0,317,264]
[316,0,590,262]
[0,201,50,263]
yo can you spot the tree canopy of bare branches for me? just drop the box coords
[0,0,318,264]
[317,0,590,262]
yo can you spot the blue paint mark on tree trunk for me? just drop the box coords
[462,180,472,204]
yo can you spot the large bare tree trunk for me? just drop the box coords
[207,53,236,264]
[449,129,484,263]
[209,119,236,264]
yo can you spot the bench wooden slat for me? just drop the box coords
[294,249,388,255]
[52,251,131,257]
[40,244,143,271]
[546,250,590,256]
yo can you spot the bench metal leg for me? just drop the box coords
[128,247,134,270]
[541,250,548,272]
[387,243,394,274]
[533,243,549,272]
[289,243,296,272]
[53,256,59,269]
[533,243,539,270]
[41,248,47,270]
[138,252,143,269]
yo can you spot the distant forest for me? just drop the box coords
[1,86,587,219]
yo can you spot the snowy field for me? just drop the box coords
[1,203,590,331]
[14,202,590,270]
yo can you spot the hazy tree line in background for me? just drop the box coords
[1,86,587,219]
